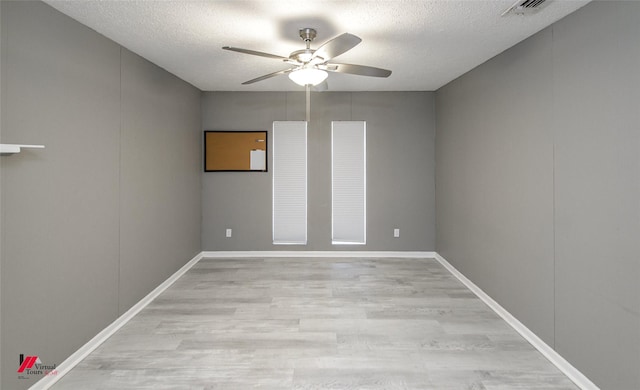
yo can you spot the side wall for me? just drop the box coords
[435,2,640,389]
[201,91,436,251]
[0,2,201,389]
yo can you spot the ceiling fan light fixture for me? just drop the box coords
[224,28,391,86]
[288,68,328,86]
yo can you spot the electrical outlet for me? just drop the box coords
[225,228,232,238]
[394,228,400,238]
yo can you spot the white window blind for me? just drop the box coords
[272,121,307,245]
[332,121,366,245]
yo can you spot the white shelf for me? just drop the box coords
[0,144,45,155]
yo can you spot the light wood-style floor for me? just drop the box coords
[53,257,578,389]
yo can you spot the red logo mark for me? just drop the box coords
[17,356,39,373]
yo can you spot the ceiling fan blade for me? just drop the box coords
[241,68,294,85]
[223,46,287,60]
[312,33,361,62]
[326,63,392,78]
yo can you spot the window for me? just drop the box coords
[272,121,307,244]
[332,121,366,245]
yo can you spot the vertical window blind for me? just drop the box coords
[272,121,307,245]
[332,121,366,245]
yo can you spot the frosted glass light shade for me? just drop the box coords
[288,68,328,86]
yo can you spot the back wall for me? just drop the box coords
[201,91,435,251]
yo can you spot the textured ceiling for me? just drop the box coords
[44,0,590,92]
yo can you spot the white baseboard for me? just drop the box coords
[433,253,598,390]
[201,250,436,258]
[30,251,204,390]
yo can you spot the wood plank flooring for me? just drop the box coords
[52,257,578,389]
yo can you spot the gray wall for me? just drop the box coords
[202,91,436,251]
[435,2,640,389]
[0,2,201,389]
[119,50,201,312]
[1,0,5,383]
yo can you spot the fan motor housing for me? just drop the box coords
[299,28,317,42]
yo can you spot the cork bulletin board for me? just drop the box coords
[204,131,268,172]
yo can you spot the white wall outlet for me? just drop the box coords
[225,228,232,238]
[394,228,400,238]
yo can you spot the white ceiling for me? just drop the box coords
[44,0,590,92]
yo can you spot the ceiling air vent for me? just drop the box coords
[501,0,549,16]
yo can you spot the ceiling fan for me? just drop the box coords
[222,28,392,87]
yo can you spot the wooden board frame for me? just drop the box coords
[204,131,268,172]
